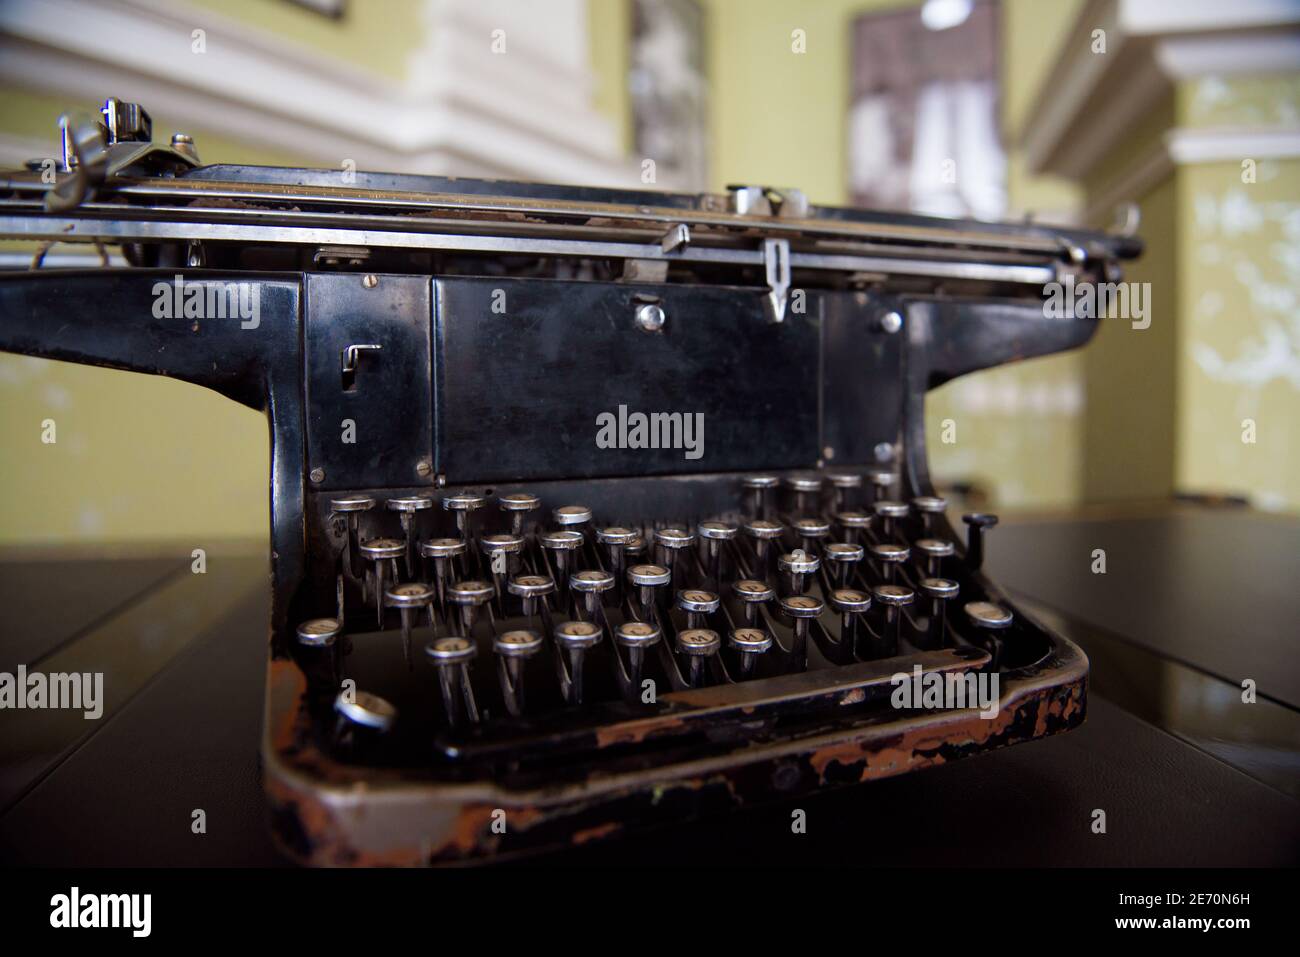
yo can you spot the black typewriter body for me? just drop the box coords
[0,101,1140,864]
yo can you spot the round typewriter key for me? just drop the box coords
[779,594,824,648]
[427,635,477,664]
[792,516,831,556]
[443,492,488,544]
[508,573,555,618]
[615,620,662,693]
[624,534,647,559]
[824,541,865,586]
[616,620,662,648]
[555,619,603,649]
[962,513,999,571]
[387,495,433,513]
[597,526,637,591]
[828,588,871,645]
[697,521,737,540]
[330,495,375,580]
[360,538,405,559]
[627,563,672,613]
[677,588,720,628]
[835,510,873,544]
[480,533,524,554]
[873,500,909,540]
[553,505,593,528]
[676,628,720,687]
[334,690,397,734]
[914,537,954,578]
[867,470,896,503]
[499,492,541,535]
[784,473,823,513]
[911,495,948,534]
[964,601,1013,630]
[570,568,615,617]
[359,537,405,628]
[494,629,542,717]
[297,617,341,648]
[426,636,479,726]
[539,529,584,595]
[420,537,467,606]
[480,532,523,588]
[481,533,525,592]
[554,620,603,705]
[873,584,915,606]
[826,471,862,511]
[495,629,543,657]
[870,541,910,583]
[919,577,960,646]
[446,579,494,636]
[443,493,487,511]
[728,627,773,678]
[743,518,784,574]
[421,537,466,558]
[733,578,775,626]
[872,583,914,650]
[331,495,375,513]
[777,550,820,595]
[677,628,721,653]
[784,474,823,492]
[653,526,694,574]
[921,577,960,601]
[964,599,1012,667]
[697,521,737,583]
[297,617,342,686]
[743,474,779,517]
[385,581,435,670]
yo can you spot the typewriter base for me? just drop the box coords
[264,641,1087,865]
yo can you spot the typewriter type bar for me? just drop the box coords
[0,101,1136,864]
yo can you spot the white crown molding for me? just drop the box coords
[0,0,649,188]
[1081,125,1300,226]
[1021,0,1300,181]
[1166,126,1300,164]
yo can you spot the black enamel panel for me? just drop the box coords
[303,273,433,491]
[435,278,820,483]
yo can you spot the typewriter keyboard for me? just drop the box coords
[290,470,1044,778]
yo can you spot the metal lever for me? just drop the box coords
[341,343,382,374]
[763,238,791,323]
[341,343,381,390]
[47,112,109,213]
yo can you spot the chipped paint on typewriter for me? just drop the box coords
[0,100,1141,865]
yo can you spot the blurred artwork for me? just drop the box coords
[630,0,708,191]
[848,0,1006,220]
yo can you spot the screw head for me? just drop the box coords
[309,467,325,484]
[415,458,433,477]
[880,311,903,334]
[362,274,378,288]
[636,303,666,333]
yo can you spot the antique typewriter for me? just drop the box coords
[0,100,1139,864]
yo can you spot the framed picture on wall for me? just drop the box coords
[848,0,1005,219]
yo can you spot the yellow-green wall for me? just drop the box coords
[1173,74,1300,510]
[2,0,1294,548]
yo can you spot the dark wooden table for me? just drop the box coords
[2,505,1296,866]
